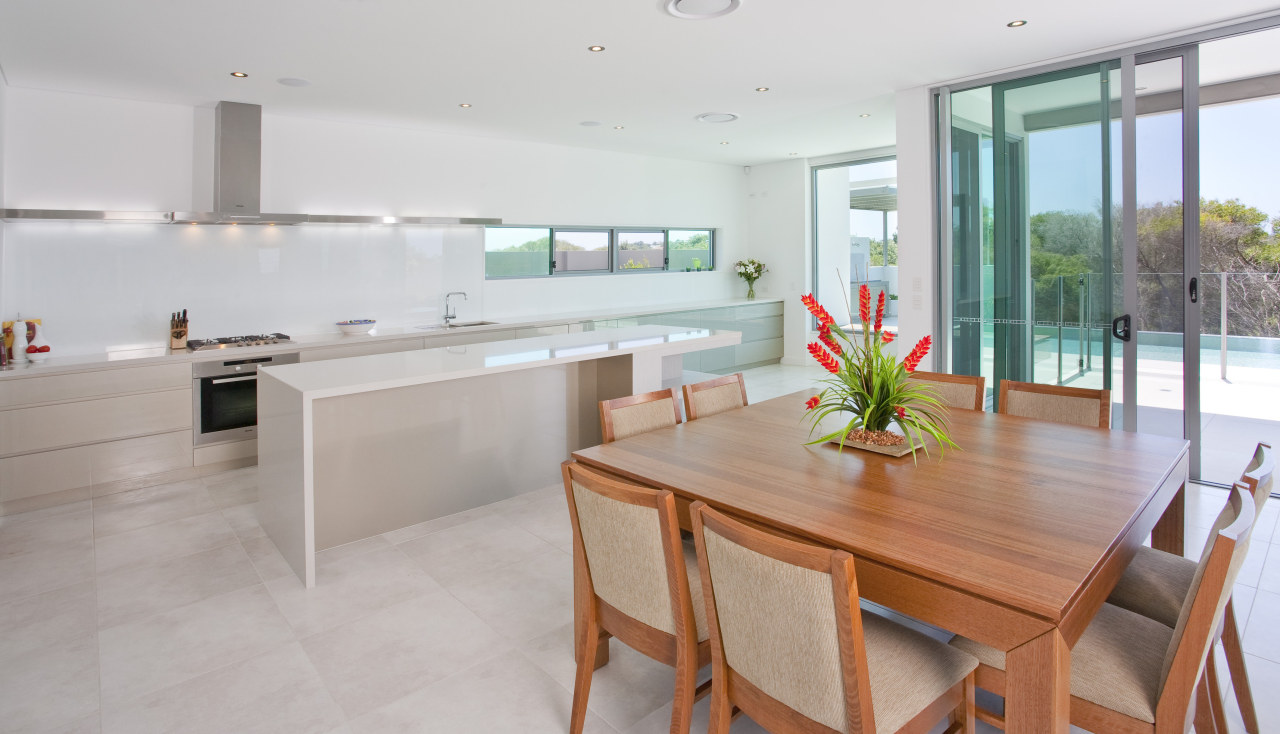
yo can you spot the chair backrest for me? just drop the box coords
[683,373,748,421]
[599,388,682,443]
[1156,482,1257,722]
[908,370,986,412]
[1241,442,1274,508]
[562,462,693,638]
[998,379,1111,429]
[691,501,873,733]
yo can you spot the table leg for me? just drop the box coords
[1005,629,1070,734]
[1152,481,1186,557]
[573,541,610,669]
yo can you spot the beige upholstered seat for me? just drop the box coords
[599,388,682,443]
[951,482,1258,734]
[997,379,1111,429]
[562,462,711,734]
[907,371,986,412]
[683,373,748,421]
[1106,442,1274,732]
[691,501,977,734]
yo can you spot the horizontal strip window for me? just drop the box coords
[484,226,714,279]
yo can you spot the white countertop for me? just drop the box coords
[0,297,780,379]
[259,324,742,400]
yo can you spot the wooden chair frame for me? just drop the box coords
[970,484,1256,734]
[997,379,1112,429]
[1206,442,1273,734]
[691,501,974,734]
[598,387,683,443]
[562,461,712,734]
[682,373,749,422]
[908,371,986,412]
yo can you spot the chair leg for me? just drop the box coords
[1194,673,1221,734]
[1222,598,1260,733]
[1205,653,1229,734]
[669,645,697,733]
[707,679,732,734]
[570,614,600,734]
[944,673,977,734]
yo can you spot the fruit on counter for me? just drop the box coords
[26,345,38,353]
[38,345,50,352]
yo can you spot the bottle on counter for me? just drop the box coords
[11,315,29,363]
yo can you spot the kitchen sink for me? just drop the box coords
[414,321,499,331]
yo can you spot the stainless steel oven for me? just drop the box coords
[193,352,299,446]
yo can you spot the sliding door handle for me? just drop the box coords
[1189,277,1199,303]
[1112,314,1132,342]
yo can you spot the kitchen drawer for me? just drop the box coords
[515,325,569,339]
[0,444,92,502]
[735,338,784,366]
[699,346,737,373]
[734,315,783,343]
[734,301,783,320]
[0,388,192,457]
[641,311,699,328]
[0,363,191,410]
[0,429,192,502]
[423,329,518,348]
[299,338,425,362]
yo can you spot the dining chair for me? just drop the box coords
[997,379,1111,429]
[562,461,711,734]
[682,373,748,421]
[690,500,978,734]
[599,387,683,443]
[951,482,1258,734]
[907,371,986,412]
[1107,442,1274,733]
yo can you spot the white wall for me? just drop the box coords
[1,88,747,355]
[814,167,853,325]
[894,85,938,370]
[743,159,809,363]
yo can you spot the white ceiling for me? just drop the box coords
[1,0,1277,166]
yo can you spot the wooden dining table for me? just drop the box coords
[570,390,1189,734]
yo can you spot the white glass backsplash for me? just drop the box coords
[1,222,485,355]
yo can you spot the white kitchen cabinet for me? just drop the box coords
[299,337,427,362]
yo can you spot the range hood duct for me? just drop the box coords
[3,101,499,226]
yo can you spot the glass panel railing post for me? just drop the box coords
[1058,275,1065,385]
[1221,272,1228,381]
[1078,273,1086,376]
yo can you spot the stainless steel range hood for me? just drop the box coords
[3,101,500,226]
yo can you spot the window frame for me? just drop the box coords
[483,225,716,279]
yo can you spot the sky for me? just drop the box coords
[1028,96,1280,220]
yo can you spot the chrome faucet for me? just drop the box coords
[443,291,468,326]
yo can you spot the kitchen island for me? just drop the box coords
[257,324,741,586]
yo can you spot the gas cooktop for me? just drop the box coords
[187,333,293,351]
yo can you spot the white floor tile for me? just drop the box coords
[92,510,238,576]
[0,580,97,661]
[98,585,295,706]
[95,543,259,629]
[347,649,618,734]
[0,632,99,734]
[91,479,216,538]
[265,545,443,638]
[300,591,510,719]
[100,642,345,734]
[446,547,574,645]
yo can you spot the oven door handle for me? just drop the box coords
[208,374,257,384]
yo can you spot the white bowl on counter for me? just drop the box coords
[337,320,376,335]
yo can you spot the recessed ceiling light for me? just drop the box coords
[458,103,472,108]
[230,71,248,78]
[588,45,605,52]
[755,87,769,92]
[665,0,741,20]
[720,141,730,145]
[696,112,739,124]
[789,152,799,156]
[1006,19,1027,27]
[580,121,602,127]
[1136,86,1149,91]
[277,77,311,87]
[613,126,624,130]
[859,113,871,118]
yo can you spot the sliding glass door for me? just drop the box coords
[941,51,1203,473]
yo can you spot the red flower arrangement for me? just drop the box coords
[801,286,956,457]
